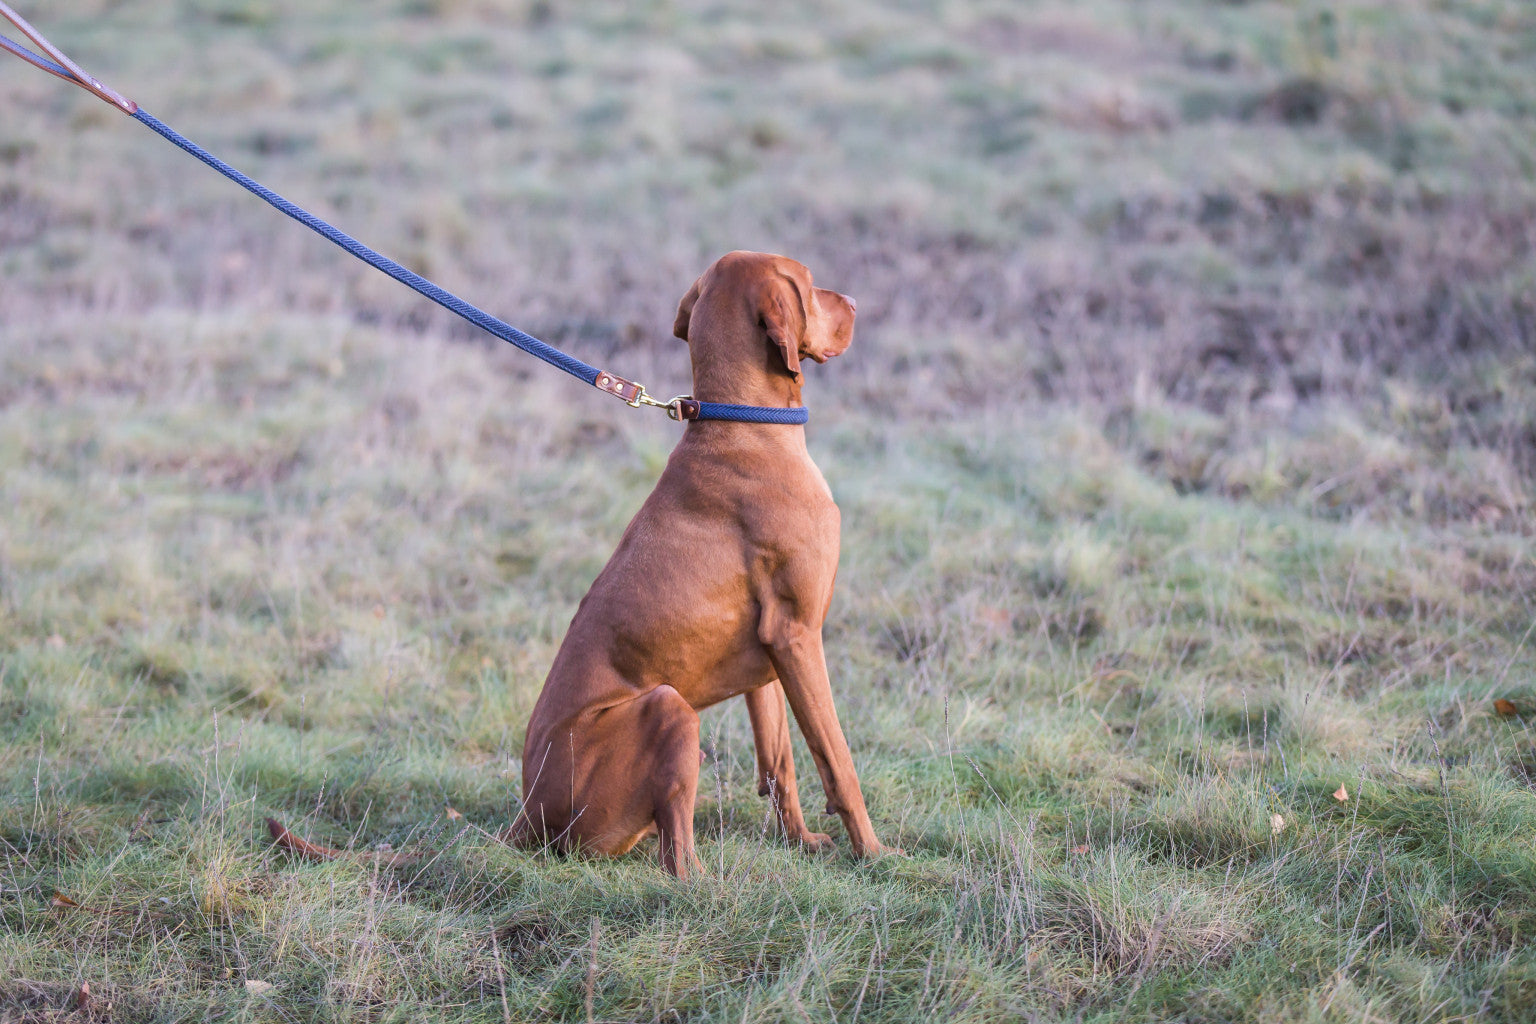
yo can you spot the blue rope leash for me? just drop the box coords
[131,108,604,386]
[0,14,809,426]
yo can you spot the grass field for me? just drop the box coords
[3,1,1535,1020]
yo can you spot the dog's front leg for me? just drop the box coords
[761,623,890,858]
[745,680,834,851]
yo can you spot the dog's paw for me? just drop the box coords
[857,841,906,859]
[793,831,835,853]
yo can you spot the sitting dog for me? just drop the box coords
[510,251,893,877]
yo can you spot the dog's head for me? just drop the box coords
[672,252,856,386]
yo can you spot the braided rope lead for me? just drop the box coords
[131,108,604,386]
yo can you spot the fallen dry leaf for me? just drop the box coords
[74,982,90,1010]
[1069,844,1091,855]
[371,604,386,620]
[1270,813,1286,834]
[1494,698,1519,717]
[47,890,155,920]
[445,806,464,821]
[977,605,1013,631]
[245,979,274,995]
[1472,503,1504,526]
[46,634,65,649]
[1333,785,1349,802]
[267,817,424,868]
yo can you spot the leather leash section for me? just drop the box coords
[0,2,135,112]
[0,3,809,426]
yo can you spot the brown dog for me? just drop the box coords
[510,251,892,877]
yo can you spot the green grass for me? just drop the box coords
[3,1,1535,1021]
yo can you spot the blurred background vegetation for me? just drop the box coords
[2,1,1534,1021]
[6,0,1534,500]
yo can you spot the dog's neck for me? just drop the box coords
[686,310,806,412]
[690,364,803,410]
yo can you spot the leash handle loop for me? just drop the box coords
[0,2,136,112]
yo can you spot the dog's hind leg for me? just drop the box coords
[745,681,833,851]
[519,684,702,877]
[633,684,702,878]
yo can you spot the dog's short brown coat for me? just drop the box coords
[511,251,892,876]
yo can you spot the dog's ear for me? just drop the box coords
[759,276,808,384]
[673,277,702,341]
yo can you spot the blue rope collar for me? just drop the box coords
[0,17,807,426]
